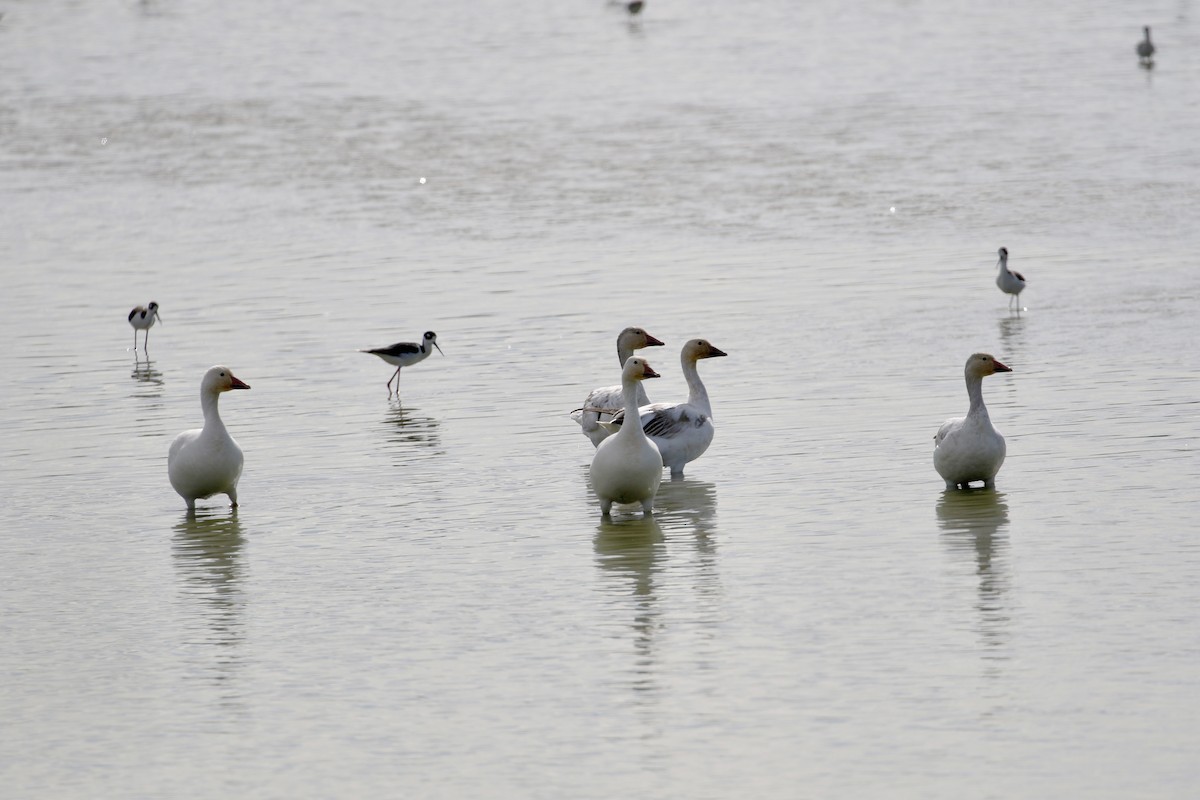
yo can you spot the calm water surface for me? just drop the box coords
[2,0,1198,797]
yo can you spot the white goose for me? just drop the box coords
[934,353,1012,490]
[608,339,727,477]
[995,247,1027,310]
[590,357,663,516]
[168,366,251,511]
[572,326,665,447]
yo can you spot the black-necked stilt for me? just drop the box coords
[128,301,162,351]
[360,331,443,394]
[1137,26,1155,67]
[168,366,251,512]
[995,247,1026,310]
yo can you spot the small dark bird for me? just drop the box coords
[627,1,644,15]
[1137,26,1156,66]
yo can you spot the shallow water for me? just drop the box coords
[2,0,1199,797]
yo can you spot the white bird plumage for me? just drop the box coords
[168,365,251,512]
[128,301,163,351]
[590,357,663,516]
[360,331,443,395]
[995,247,1026,310]
[934,353,1012,490]
[571,326,665,446]
[608,338,727,477]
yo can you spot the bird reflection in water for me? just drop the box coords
[998,312,1026,352]
[172,510,247,700]
[130,354,164,386]
[383,401,442,455]
[594,515,664,696]
[937,489,1011,661]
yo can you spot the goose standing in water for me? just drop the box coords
[609,339,727,477]
[934,353,1012,490]
[995,247,1026,310]
[169,366,251,511]
[572,326,665,447]
[1137,26,1155,66]
[360,331,443,395]
[128,301,163,351]
[590,357,662,516]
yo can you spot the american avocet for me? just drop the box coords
[572,327,665,447]
[590,357,662,516]
[1137,26,1155,66]
[608,339,727,477]
[934,353,1012,490]
[995,247,1026,310]
[360,331,443,394]
[168,366,251,511]
[128,301,162,351]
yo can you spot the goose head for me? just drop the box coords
[965,353,1011,379]
[423,331,444,356]
[622,357,661,382]
[617,327,665,352]
[203,365,251,393]
[682,339,728,362]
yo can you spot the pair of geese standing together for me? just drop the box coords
[157,244,1023,513]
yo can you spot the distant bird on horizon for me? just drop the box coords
[1137,26,1156,67]
[627,0,644,14]
[128,301,163,351]
[995,247,1027,311]
[360,331,443,395]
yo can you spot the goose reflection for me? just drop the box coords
[653,477,718,541]
[172,510,247,695]
[383,401,442,454]
[594,515,665,696]
[937,489,1011,660]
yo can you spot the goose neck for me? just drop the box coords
[681,355,712,415]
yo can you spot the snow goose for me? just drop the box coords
[934,353,1012,490]
[572,326,665,447]
[1137,26,1155,66]
[609,339,727,477]
[128,301,162,351]
[169,366,251,511]
[995,247,1026,310]
[360,331,443,395]
[590,357,662,516]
